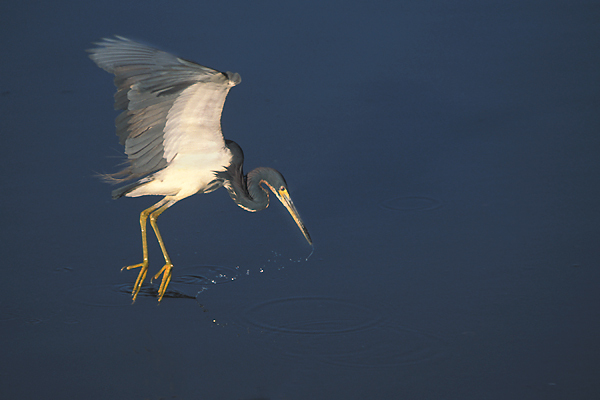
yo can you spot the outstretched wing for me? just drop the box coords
[88,36,241,180]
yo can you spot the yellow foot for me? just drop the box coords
[152,263,173,302]
[122,262,148,303]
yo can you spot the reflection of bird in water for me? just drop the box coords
[88,37,312,302]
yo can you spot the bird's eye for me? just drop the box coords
[280,186,285,192]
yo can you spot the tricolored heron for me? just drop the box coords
[88,36,312,302]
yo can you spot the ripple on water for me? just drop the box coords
[242,296,383,334]
[380,196,442,211]
[65,265,239,306]
[241,296,447,368]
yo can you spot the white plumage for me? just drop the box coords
[88,36,310,303]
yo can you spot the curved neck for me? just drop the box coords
[224,167,271,212]
[221,140,275,212]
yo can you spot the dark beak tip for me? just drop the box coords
[304,231,313,246]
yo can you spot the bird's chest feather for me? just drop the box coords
[164,147,232,196]
[128,147,232,200]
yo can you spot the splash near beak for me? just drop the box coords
[270,186,312,245]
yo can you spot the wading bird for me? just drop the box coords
[88,36,312,302]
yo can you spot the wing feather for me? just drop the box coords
[88,36,241,180]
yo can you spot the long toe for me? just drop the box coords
[124,262,149,303]
[154,263,173,302]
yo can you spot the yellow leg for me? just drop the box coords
[148,202,175,302]
[123,199,172,302]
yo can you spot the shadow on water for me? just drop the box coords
[65,265,240,305]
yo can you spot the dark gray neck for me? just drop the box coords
[221,140,271,212]
[225,168,271,212]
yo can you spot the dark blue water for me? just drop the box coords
[1,1,599,399]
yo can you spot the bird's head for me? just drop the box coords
[254,168,312,245]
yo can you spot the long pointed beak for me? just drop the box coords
[272,187,312,245]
